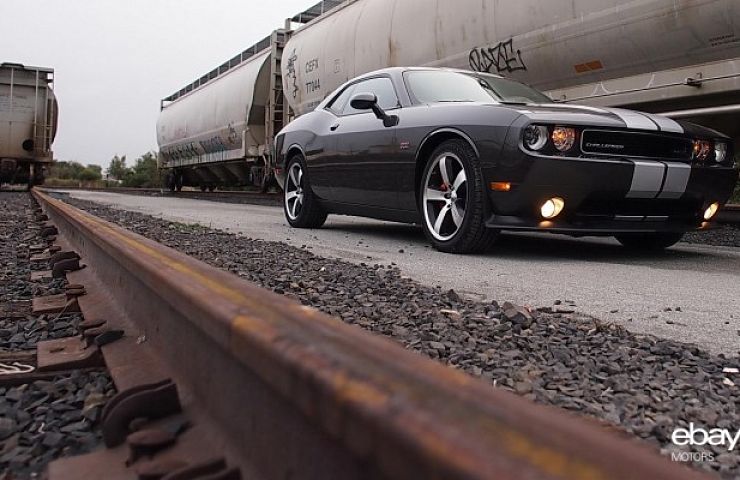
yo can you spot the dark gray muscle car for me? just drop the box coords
[274,67,738,253]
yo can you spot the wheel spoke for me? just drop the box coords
[452,170,466,191]
[451,204,464,227]
[425,188,446,202]
[297,168,303,186]
[286,191,298,201]
[290,197,300,218]
[289,167,299,187]
[439,156,451,186]
[434,204,451,234]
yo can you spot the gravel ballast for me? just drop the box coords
[0,371,115,477]
[57,193,740,478]
[684,224,740,248]
[1,192,114,478]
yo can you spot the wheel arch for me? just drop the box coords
[285,144,306,164]
[414,128,480,205]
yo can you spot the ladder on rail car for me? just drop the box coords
[32,69,54,161]
[265,29,290,171]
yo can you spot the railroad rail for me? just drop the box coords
[43,185,281,205]
[717,203,740,223]
[32,188,707,480]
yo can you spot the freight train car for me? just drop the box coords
[0,63,58,188]
[284,0,740,142]
[158,0,740,191]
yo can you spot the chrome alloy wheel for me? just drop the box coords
[285,163,304,221]
[422,153,468,241]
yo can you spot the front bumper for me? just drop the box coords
[484,154,738,235]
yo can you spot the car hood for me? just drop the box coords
[502,103,728,139]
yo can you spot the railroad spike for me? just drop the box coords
[160,458,228,480]
[101,379,182,448]
[135,458,190,480]
[49,250,81,267]
[126,429,177,466]
[78,318,107,331]
[40,225,58,237]
[51,258,84,278]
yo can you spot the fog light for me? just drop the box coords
[704,202,720,221]
[541,197,565,219]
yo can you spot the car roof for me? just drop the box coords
[352,66,505,81]
[317,66,507,110]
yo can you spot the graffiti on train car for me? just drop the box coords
[469,38,527,74]
[287,49,300,99]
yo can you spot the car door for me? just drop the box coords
[327,76,401,209]
[305,86,357,201]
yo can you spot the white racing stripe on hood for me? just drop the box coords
[641,113,684,134]
[546,104,684,133]
[533,103,620,118]
[601,108,658,131]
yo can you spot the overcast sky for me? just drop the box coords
[0,0,310,168]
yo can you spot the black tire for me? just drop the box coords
[283,155,327,228]
[615,232,684,250]
[419,139,498,253]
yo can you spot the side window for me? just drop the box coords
[326,84,356,115]
[341,77,399,116]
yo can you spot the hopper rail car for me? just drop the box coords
[157,0,740,194]
[0,63,58,189]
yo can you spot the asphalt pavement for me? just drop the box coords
[56,190,740,356]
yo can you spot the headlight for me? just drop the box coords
[552,127,576,152]
[714,142,727,164]
[692,140,711,162]
[523,125,549,151]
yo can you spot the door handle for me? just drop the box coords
[330,123,340,131]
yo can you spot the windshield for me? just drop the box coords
[405,70,552,105]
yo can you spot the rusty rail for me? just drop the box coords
[717,203,740,224]
[32,188,706,480]
[42,185,280,204]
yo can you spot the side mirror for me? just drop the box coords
[350,92,378,111]
[349,92,399,128]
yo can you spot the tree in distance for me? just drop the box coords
[106,151,160,188]
[106,155,127,182]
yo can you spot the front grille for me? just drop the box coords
[581,130,693,161]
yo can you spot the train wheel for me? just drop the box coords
[261,172,273,193]
[166,172,177,192]
[26,164,34,191]
[284,156,327,228]
[200,185,207,192]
